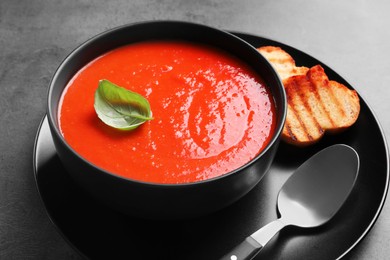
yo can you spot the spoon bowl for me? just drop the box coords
[279,144,359,227]
[221,144,359,260]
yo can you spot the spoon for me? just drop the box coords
[221,144,359,260]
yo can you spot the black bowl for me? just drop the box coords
[47,21,286,219]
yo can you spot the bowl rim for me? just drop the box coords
[47,20,286,187]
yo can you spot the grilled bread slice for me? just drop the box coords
[282,65,360,146]
[257,46,308,82]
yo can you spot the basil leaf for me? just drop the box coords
[94,79,153,130]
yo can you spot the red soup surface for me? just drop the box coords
[59,40,276,184]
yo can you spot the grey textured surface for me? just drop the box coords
[1,0,389,259]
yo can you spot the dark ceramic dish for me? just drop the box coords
[46,21,286,219]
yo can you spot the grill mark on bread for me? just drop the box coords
[308,75,335,128]
[287,77,317,142]
[306,67,336,129]
[288,80,308,141]
[295,83,318,141]
[308,66,346,129]
[285,95,307,142]
[284,123,295,141]
[300,75,324,138]
[283,104,297,142]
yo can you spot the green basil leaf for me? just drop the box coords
[94,79,153,130]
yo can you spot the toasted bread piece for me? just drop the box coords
[257,46,308,82]
[282,65,360,146]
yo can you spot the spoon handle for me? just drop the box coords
[220,219,285,260]
[219,236,262,260]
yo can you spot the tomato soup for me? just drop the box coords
[58,41,276,184]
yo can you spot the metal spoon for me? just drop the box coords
[221,144,359,260]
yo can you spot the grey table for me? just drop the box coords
[1,0,389,259]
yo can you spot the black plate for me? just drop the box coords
[33,33,389,260]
